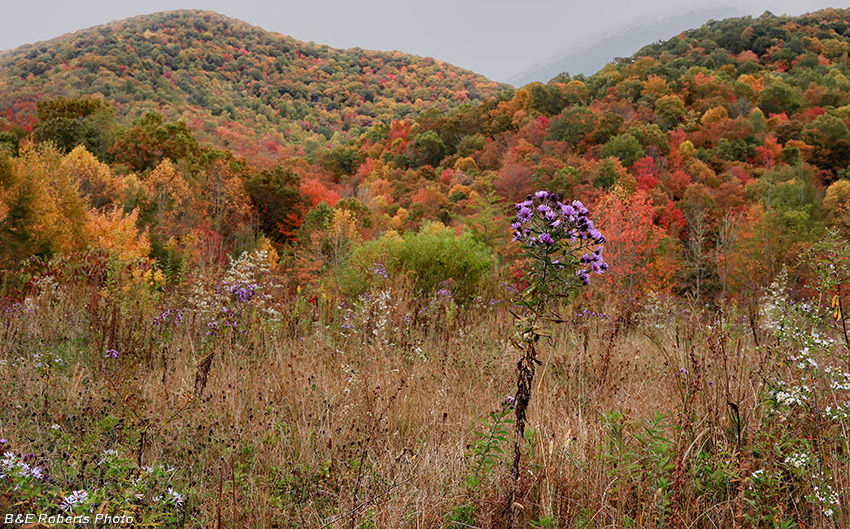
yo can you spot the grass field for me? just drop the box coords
[1,250,848,528]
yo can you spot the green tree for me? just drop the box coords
[410,131,447,168]
[343,223,493,302]
[758,79,803,116]
[802,113,850,174]
[546,106,596,146]
[654,95,687,129]
[33,96,118,161]
[109,112,201,173]
[600,133,646,168]
[245,165,307,243]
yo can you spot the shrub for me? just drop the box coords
[340,222,494,302]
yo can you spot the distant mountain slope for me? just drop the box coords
[508,6,746,85]
[0,10,507,146]
[633,6,850,64]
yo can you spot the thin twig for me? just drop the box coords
[319,463,437,528]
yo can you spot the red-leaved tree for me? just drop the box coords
[592,188,678,301]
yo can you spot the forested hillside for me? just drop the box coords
[0,10,505,156]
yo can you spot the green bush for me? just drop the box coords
[340,222,494,302]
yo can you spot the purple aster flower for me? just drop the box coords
[538,232,555,246]
[227,282,256,302]
[369,263,389,279]
[517,206,533,223]
[436,288,453,299]
[534,190,550,200]
[537,204,551,214]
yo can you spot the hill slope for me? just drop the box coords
[0,10,507,148]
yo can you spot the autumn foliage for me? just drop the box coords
[3,8,850,304]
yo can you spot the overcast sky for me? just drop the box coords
[0,0,843,83]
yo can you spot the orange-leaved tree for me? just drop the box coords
[87,206,150,263]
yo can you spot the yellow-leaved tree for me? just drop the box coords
[143,158,197,264]
[61,145,124,209]
[0,144,89,266]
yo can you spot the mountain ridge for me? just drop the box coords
[0,10,508,152]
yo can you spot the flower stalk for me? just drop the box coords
[504,191,607,528]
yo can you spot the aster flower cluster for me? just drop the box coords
[1,451,45,481]
[153,308,183,327]
[227,282,257,303]
[505,191,608,524]
[153,486,185,506]
[205,306,241,336]
[369,263,389,279]
[512,191,608,289]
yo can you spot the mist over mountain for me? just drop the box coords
[507,6,747,85]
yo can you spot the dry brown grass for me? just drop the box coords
[1,275,848,528]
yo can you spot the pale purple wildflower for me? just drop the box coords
[369,263,389,279]
[59,490,89,512]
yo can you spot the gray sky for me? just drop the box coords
[0,0,842,83]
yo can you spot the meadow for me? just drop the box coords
[1,225,848,529]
